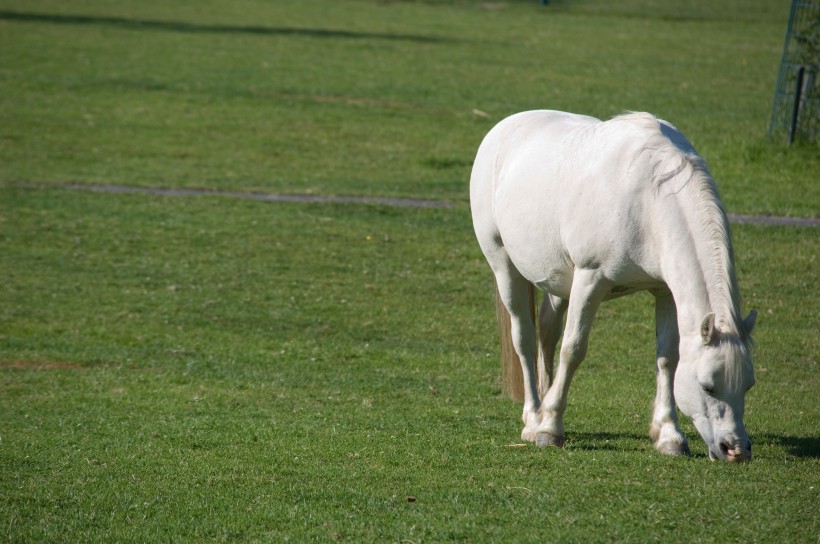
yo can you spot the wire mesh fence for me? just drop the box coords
[769,0,820,143]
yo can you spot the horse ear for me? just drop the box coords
[743,309,758,334]
[701,313,717,345]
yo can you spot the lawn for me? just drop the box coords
[2,186,818,542]
[0,0,817,214]
[1,0,818,542]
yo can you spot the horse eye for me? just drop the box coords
[702,385,715,395]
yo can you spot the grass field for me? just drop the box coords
[1,0,818,214]
[1,1,819,542]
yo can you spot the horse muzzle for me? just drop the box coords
[709,439,752,462]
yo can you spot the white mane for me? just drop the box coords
[613,113,753,388]
[614,113,748,340]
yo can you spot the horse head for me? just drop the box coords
[674,312,757,462]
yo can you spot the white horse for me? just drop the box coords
[470,111,757,461]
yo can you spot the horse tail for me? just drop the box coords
[496,281,538,402]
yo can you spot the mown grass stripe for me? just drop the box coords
[0,9,457,43]
[28,182,820,225]
[57,182,454,208]
[725,214,820,227]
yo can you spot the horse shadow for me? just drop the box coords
[755,434,820,459]
[563,432,820,458]
[564,431,651,452]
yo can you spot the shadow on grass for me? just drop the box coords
[566,431,650,452]
[757,434,820,459]
[0,10,456,43]
[565,430,820,459]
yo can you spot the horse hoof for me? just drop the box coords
[535,432,565,448]
[521,429,538,443]
[656,440,691,456]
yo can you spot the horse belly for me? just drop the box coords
[499,195,660,298]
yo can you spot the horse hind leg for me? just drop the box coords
[494,266,541,442]
[537,294,567,400]
[650,289,690,456]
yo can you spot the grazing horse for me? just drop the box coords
[470,111,757,461]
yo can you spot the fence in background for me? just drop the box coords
[769,0,820,143]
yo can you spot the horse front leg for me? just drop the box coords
[536,269,610,447]
[649,289,690,456]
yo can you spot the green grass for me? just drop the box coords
[2,186,818,543]
[0,0,818,215]
[1,1,819,542]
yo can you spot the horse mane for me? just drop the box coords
[611,112,752,349]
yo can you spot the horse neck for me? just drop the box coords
[655,168,743,341]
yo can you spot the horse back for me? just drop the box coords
[471,110,674,295]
